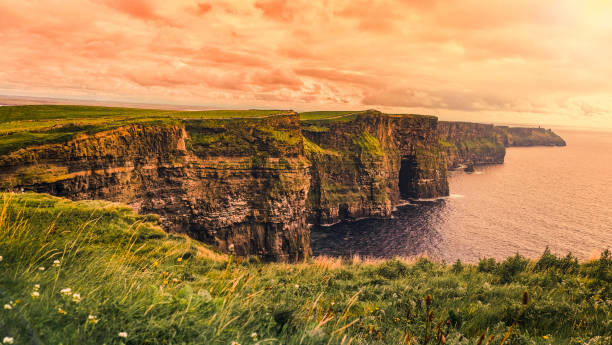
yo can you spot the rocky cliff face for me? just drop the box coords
[0,106,565,261]
[303,111,448,225]
[438,121,506,169]
[438,121,566,169]
[0,114,311,261]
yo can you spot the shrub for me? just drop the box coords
[497,253,529,283]
[451,259,464,273]
[534,247,579,273]
[478,258,497,273]
[376,259,410,279]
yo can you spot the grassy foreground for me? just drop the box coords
[0,193,610,345]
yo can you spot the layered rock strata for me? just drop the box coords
[0,108,566,261]
[0,114,311,261]
[302,111,448,225]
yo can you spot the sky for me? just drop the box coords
[1,0,611,128]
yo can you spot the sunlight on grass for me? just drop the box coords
[0,192,610,344]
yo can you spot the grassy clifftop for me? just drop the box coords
[1,193,610,345]
[0,105,292,156]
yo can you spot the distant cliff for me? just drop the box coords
[438,122,505,169]
[438,121,566,169]
[496,126,567,147]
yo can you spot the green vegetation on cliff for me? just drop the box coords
[1,193,610,345]
[0,105,291,156]
[303,137,340,156]
[299,111,363,121]
[352,131,384,157]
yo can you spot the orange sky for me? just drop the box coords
[1,0,611,128]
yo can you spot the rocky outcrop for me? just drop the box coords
[438,121,566,169]
[303,111,448,225]
[0,114,311,261]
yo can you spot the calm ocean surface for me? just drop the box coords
[310,129,612,262]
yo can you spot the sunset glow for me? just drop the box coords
[1,0,611,127]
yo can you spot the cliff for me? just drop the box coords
[496,126,567,147]
[437,121,506,169]
[0,108,310,261]
[0,105,564,261]
[302,110,448,224]
[438,121,565,169]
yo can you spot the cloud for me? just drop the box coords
[101,0,160,20]
[0,0,611,127]
[197,3,212,15]
[254,0,293,22]
[250,68,303,91]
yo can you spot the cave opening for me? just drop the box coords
[398,154,417,198]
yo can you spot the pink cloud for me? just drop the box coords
[0,0,610,128]
[197,3,212,15]
[101,0,160,20]
[254,0,293,22]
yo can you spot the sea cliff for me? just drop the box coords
[438,121,566,169]
[0,110,310,261]
[0,105,565,261]
[302,110,448,225]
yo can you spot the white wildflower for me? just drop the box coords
[31,291,40,298]
[53,260,61,267]
[88,314,98,324]
[0,256,3,262]
[294,284,300,289]
[38,266,45,271]
[3,337,14,344]
[393,293,398,299]
[33,284,40,291]
[230,341,240,345]
[72,293,81,303]
[3,304,11,310]
[60,288,72,296]
[251,332,258,340]
[118,332,128,338]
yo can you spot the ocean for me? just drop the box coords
[310,128,612,262]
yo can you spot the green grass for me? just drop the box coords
[302,124,330,133]
[0,105,291,156]
[299,111,364,121]
[0,105,288,124]
[388,113,438,121]
[303,137,341,156]
[0,192,610,344]
[352,131,384,157]
[438,138,456,149]
[459,138,505,154]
